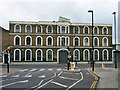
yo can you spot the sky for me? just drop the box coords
[0,0,119,44]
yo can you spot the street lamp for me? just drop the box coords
[112,12,117,69]
[88,10,94,71]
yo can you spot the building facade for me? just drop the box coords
[9,17,113,64]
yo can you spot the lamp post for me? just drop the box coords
[112,12,117,69]
[88,10,94,71]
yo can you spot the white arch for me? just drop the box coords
[73,26,80,34]
[14,35,21,45]
[102,49,109,60]
[93,49,99,60]
[102,26,108,34]
[46,36,53,46]
[73,37,80,46]
[83,37,90,46]
[73,49,80,61]
[94,37,99,46]
[25,25,32,33]
[25,36,32,45]
[102,37,108,46]
[36,36,43,46]
[83,26,89,34]
[36,25,43,33]
[93,26,99,34]
[83,49,90,61]
[46,25,53,33]
[46,49,53,61]
[36,49,43,61]
[14,24,21,32]
[14,49,21,61]
[25,49,32,61]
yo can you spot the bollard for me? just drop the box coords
[102,63,105,68]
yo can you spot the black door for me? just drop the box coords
[59,50,68,64]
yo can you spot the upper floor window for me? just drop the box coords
[66,26,69,33]
[14,35,21,45]
[57,26,69,34]
[74,26,79,34]
[47,26,53,33]
[84,26,89,34]
[83,37,89,46]
[61,37,65,46]
[74,37,79,46]
[94,37,99,46]
[62,26,65,33]
[57,36,69,46]
[36,25,42,33]
[46,36,53,46]
[94,27,99,34]
[94,49,99,60]
[58,26,60,33]
[36,36,42,45]
[25,36,32,45]
[73,49,80,61]
[14,25,21,32]
[102,37,108,46]
[26,25,32,33]
[102,27,108,34]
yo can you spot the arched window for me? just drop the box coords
[58,26,60,33]
[61,37,65,46]
[74,26,79,34]
[84,37,89,46]
[102,27,108,34]
[14,49,21,61]
[14,36,21,45]
[94,27,98,34]
[102,37,108,46]
[62,26,65,33]
[25,49,32,61]
[94,37,99,46]
[73,49,80,61]
[46,49,53,61]
[84,27,89,34]
[36,36,42,45]
[57,36,61,46]
[47,36,53,46]
[14,25,21,32]
[66,26,69,33]
[36,25,42,33]
[74,37,79,46]
[94,49,99,60]
[36,49,42,61]
[83,49,90,61]
[47,26,52,33]
[102,49,108,60]
[26,25,31,33]
[25,36,32,45]
[66,37,69,45]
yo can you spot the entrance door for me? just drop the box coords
[59,50,68,64]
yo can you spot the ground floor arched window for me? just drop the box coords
[36,49,42,61]
[14,49,21,61]
[46,49,53,61]
[73,49,80,61]
[83,49,90,61]
[25,49,32,61]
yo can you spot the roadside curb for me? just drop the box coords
[88,70,100,90]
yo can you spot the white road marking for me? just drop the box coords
[39,69,44,71]
[29,69,37,72]
[57,69,61,71]
[20,69,28,72]
[66,72,83,90]
[0,80,28,88]
[87,72,89,75]
[0,80,5,83]
[48,69,53,71]
[25,73,32,77]
[58,71,62,76]
[59,76,78,81]
[0,75,7,77]
[12,75,19,78]
[38,75,45,78]
[51,81,68,88]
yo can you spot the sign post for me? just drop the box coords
[6,47,10,73]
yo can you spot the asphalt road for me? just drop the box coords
[0,66,96,89]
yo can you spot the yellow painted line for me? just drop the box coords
[88,70,99,90]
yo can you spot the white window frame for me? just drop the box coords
[46,25,53,33]
[46,36,53,46]
[93,26,99,34]
[36,25,43,33]
[36,49,43,61]
[73,49,80,61]
[83,26,89,34]
[102,49,109,60]
[25,49,32,61]
[73,37,80,46]
[102,37,108,46]
[36,36,43,46]
[14,49,21,61]
[94,37,99,46]
[46,49,53,61]
[83,37,89,46]
[25,25,32,33]
[102,27,108,34]
[93,49,99,60]
[73,26,80,34]
[14,24,21,33]
[14,35,21,45]
[83,49,90,61]
[25,36,32,45]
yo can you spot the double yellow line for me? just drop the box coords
[88,70,99,90]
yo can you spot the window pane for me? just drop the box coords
[27,25,31,32]
[15,50,19,60]
[94,27,98,34]
[62,26,65,33]
[66,37,69,45]
[85,50,88,60]
[37,50,41,60]
[27,37,31,45]
[85,27,88,34]
[37,37,41,45]
[75,50,79,60]
[16,37,20,45]
[58,37,60,46]
[61,37,65,46]
[26,50,30,60]
[104,38,107,46]
[48,50,52,61]
[85,38,88,46]
[104,28,107,34]
[104,51,107,60]
[95,51,98,60]
[75,38,79,46]
[37,26,41,33]
[95,38,98,46]
[48,37,52,45]
[16,25,20,32]
[66,26,69,33]
[58,26,60,33]
[75,27,78,34]
[48,26,52,33]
